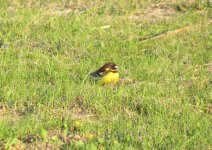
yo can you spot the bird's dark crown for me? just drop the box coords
[90,62,118,77]
[102,62,118,71]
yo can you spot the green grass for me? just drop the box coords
[0,0,212,149]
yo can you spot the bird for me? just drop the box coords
[90,62,119,85]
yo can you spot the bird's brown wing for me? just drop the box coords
[90,65,108,77]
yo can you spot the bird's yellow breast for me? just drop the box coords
[99,72,119,85]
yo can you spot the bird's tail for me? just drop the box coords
[89,71,99,77]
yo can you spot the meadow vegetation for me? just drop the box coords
[0,0,211,149]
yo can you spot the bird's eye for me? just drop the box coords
[114,65,118,69]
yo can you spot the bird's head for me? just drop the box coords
[90,62,118,77]
[103,62,118,72]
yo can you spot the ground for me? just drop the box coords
[0,0,211,149]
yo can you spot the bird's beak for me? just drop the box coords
[106,65,118,72]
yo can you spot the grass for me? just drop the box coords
[0,0,212,149]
